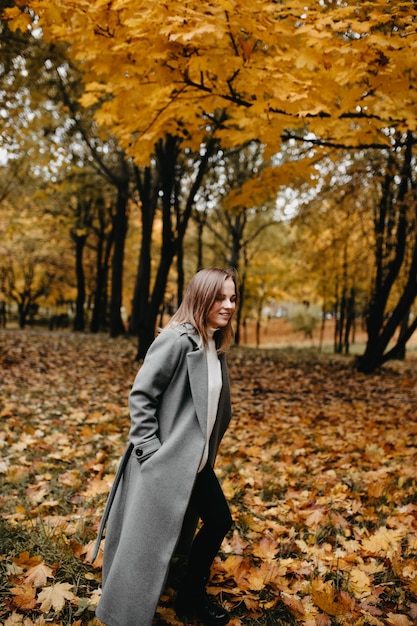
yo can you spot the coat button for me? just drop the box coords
[135,448,143,457]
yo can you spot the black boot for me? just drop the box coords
[174,579,230,626]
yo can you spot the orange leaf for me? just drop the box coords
[10,585,37,610]
[245,561,279,591]
[311,578,353,616]
[12,552,42,570]
[82,540,103,568]
[281,593,305,617]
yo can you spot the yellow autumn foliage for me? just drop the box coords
[4,1,417,163]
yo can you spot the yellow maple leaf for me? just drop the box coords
[223,529,247,555]
[252,536,278,561]
[37,582,75,612]
[361,527,405,557]
[244,566,268,591]
[405,577,417,596]
[220,477,236,499]
[392,556,417,595]
[221,554,245,578]
[347,567,372,599]
[82,477,113,497]
[295,49,319,71]
[311,578,353,616]
[2,7,32,32]
[245,561,285,591]
[305,508,326,527]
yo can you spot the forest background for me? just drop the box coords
[1,1,417,625]
[1,0,417,371]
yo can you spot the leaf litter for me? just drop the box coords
[1,330,417,625]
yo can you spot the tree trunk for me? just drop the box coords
[333,283,340,354]
[255,295,264,348]
[135,135,216,360]
[100,231,113,331]
[18,300,28,329]
[73,234,87,332]
[109,166,129,338]
[0,302,6,328]
[387,308,410,361]
[138,137,178,357]
[177,243,185,307]
[91,201,115,333]
[194,207,208,271]
[91,201,106,333]
[234,250,248,346]
[343,288,355,355]
[337,290,346,354]
[357,132,416,372]
[228,213,245,269]
[130,166,157,337]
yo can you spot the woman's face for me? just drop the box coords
[206,277,237,329]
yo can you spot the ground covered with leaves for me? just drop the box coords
[1,329,417,626]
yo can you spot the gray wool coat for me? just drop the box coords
[94,324,232,626]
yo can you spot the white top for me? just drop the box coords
[198,330,223,472]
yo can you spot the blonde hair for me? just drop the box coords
[165,267,238,353]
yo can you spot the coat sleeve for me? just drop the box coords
[128,328,192,453]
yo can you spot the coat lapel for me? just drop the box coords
[187,346,208,437]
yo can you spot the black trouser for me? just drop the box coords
[184,463,233,590]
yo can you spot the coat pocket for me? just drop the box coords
[132,437,161,464]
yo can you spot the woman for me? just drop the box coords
[92,267,238,626]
